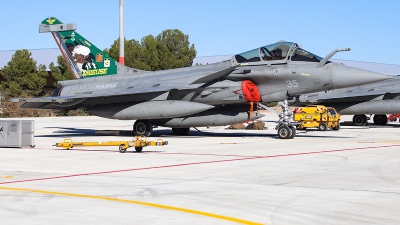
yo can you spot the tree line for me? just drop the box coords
[0,29,196,117]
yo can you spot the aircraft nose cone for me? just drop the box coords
[332,66,390,89]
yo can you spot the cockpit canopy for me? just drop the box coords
[234,42,322,64]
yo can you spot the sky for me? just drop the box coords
[0,0,399,65]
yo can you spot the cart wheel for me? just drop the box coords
[135,146,143,152]
[318,122,328,131]
[332,123,340,131]
[119,144,127,153]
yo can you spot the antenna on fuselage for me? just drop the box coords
[119,0,125,65]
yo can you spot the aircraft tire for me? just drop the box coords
[277,125,292,139]
[172,128,190,136]
[373,114,388,125]
[353,115,368,126]
[133,120,153,137]
[288,127,296,139]
[318,122,328,131]
[119,144,127,153]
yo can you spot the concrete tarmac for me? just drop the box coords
[0,114,400,225]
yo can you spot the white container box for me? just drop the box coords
[0,120,34,148]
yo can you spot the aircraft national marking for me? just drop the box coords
[95,83,118,90]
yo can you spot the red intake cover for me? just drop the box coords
[241,80,261,102]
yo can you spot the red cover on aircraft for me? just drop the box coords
[241,80,261,102]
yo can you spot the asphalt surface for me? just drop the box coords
[0,114,400,225]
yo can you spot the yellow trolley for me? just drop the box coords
[54,136,168,153]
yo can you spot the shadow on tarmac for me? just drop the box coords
[48,147,166,154]
[36,126,353,139]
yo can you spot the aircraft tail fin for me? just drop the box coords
[41,17,142,79]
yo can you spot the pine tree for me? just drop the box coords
[1,49,47,98]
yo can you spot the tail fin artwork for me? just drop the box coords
[41,17,120,79]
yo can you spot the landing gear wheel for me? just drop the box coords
[318,122,328,131]
[135,147,143,152]
[172,128,190,136]
[332,123,341,131]
[353,115,368,126]
[119,144,127,153]
[373,114,388,125]
[278,125,292,139]
[288,127,296,139]
[133,120,153,137]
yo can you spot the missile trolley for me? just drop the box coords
[54,137,168,153]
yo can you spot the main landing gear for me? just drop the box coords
[132,120,191,137]
[133,120,153,136]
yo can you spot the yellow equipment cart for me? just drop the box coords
[54,136,168,153]
[293,105,340,131]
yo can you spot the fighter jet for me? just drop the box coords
[295,76,400,126]
[10,17,389,138]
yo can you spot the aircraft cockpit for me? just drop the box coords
[233,42,323,65]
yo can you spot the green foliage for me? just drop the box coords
[1,49,48,98]
[156,29,196,69]
[49,56,74,87]
[104,29,196,71]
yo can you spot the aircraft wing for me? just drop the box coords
[10,96,75,103]
[11,83,193,104]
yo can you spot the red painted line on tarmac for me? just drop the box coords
[1,144,399,185]
[154,152,253,157]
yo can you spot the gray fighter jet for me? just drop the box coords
[11,17,389,138]
[296,76,400,126]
